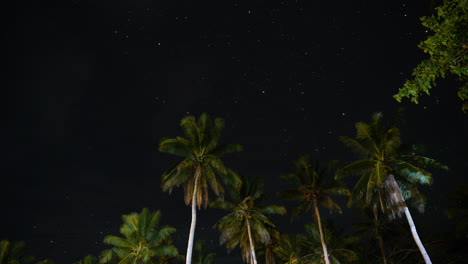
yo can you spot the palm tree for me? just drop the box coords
[211,176,286,264]
[336,112,448,264]
[353,207,407,264]
[100,208,180,264]
[280,155,350,264]
[192,240,215,264]
[74,255,98,264]
[256,227,280,264]
[0,240,35,264]
[301,221,358,264]
[273,233,309,264]
[159,113,242,264]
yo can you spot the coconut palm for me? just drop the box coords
[301,221,358,264]
[256,227,280,264]
[0,240,35,264]
[159,113,242,264]
[353,207,408,264]
[336,112,448,264]
[273,233,309,264]
[192,240,215,264]
[100,208,180,264]
[211,176,286,264]
[279,155,350,264]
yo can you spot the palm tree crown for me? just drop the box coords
[159,112,242,209]
[0,240,35,264]
[100,208,179,264]
[211,176,286,264]
[280,155,350,218]
[280,155,350,264]
[336,112,447,216]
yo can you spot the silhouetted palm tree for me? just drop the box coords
[301,221,358,264]
[159,113,242,264]
[336,112,448,264]
[280,155,350,264]
[211,176,286,264]
[100,208,180,264]
[273,233,308,264]
[192,240,215,264]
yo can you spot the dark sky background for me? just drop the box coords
[4,0,467,263]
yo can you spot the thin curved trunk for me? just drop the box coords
[404,206,432,264]
[313,199,330,264]
[246,218,258,264]
[186,167,201,264]
[373,209,387,264]
[376,235,387,264]
[385,175,432,264]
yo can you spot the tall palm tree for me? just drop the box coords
[100,208,180,264]
[159,113,242,264]
[0,240,34,264]
[211,176,286,264]
[352,207,407,264]
[192,240,215,264]
[301,221,358,264]
[280,155,350,264]
[336,112,448,264]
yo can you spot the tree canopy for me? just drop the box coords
[394,0,467,111]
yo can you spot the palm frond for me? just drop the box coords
[259,205,287,216]
[339,136,369,157]
[158,137,191,157]
[335,160,374,179]
[103,236,133,248]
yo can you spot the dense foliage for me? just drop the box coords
[395,0,468,111]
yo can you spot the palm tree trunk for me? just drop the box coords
[186,168,201,264]
[246,218,258,264]
[313,199,330,264]
[386,174,432,264]
[376,235,387,264]
[373,209,387,264]
[403,206,432,264]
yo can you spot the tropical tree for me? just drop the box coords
[273,233,309,264]
[353,207,407,264]
[211,176,286,264]
[192,240,215,264]
[100,208,180,264]
[301,221,358,264]
[279,155,350,264]
[0,240,34,264]
[394,0,467,112]
[256,227,280,264]
[336,112,448,264]
[159,112,242,264]
[74,255,98,264]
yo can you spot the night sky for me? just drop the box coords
[4,0,467,263]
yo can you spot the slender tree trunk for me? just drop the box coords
[376,235,387,264]
[403,206,432,264]
[373,209,387,264]
[246,218,258,264]
[186,168,201,264]
[386,175,432,264]
[313,199,330,264]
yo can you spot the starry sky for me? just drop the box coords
[4,0,467,263]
